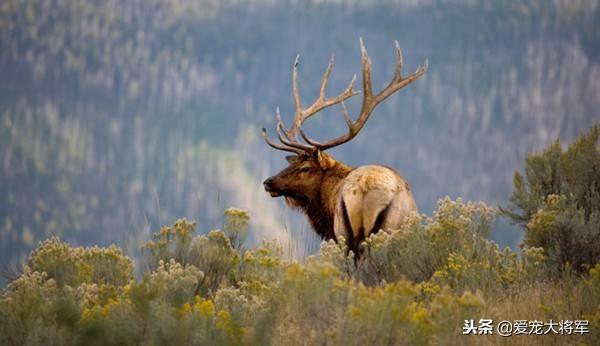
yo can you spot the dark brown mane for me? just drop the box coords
[284,162,352,240]
[285,194,334,240]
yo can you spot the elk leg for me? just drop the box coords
[342,191,364,244]
[361,189,395,238]
[382,189,418,231]
[335,199,354,250]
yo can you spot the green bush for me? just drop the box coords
[28,237,134,287]
[345,197,540,295]
[223,208,250,251]
[141,217,241,294]
[502,124,600,271]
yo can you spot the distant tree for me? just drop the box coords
[501,124,600,272]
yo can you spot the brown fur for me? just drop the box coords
[267,153,351,240]
[263,151,416,254]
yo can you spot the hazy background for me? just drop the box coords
[1,0,598,276]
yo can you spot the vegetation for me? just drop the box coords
[3,125,599,345]
[502,125,600,272]
[1,0,598,272]
[1,194,599,345]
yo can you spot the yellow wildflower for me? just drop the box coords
[194,296,215,316]
[348,305,362,318]
[178,302,192,316]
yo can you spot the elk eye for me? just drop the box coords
[300,167,310,173]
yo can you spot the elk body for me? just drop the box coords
[262,39,426,254]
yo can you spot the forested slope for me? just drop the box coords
[1,0,598,269]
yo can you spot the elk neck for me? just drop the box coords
[304,161,353,240]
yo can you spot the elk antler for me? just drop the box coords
[262,54,358,154]
[263,38,427,154]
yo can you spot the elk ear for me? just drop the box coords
[316,150,335,170]
[285,155,299,164]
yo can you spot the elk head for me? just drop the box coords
[263,150,337,205]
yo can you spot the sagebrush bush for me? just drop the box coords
[223,208,250,251]
[1,198,597,345]
[502,124,600,272]
[348,197,534,295]
[142,218,240,294]
[28,236,134,287]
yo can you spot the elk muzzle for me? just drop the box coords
[263,177,282,197]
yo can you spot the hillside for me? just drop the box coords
[1,0,598,271]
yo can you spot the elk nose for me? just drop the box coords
[263,178,274,190]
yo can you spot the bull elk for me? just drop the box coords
[262,39,427,254]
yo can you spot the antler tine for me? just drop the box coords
[262,128,304,154]
[319,55,335,101]
[360,37,373,102]
[275,107,293,140]
[286,55,359,141]
[374,41,427,104]
[299,127,322,147]
[298,100,353,147]
[393,40,403,81]
[262,105,311,154]
[304,73,359,118]
[292,54,302,135]
[341,101,353,128]
[309,38,426,151]
[276,121,314,152]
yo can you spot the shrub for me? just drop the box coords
[349,197,527,295]
[28,237,134,287]
[223,208,250,251]
[502,124,600,271]
[141,218,197,269]
[142,218,241,294]
[0,269,86,345]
